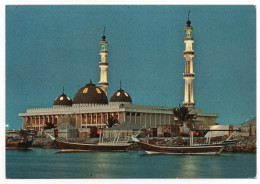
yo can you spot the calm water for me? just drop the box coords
[6,148,256,179]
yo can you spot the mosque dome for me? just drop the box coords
[53,92,73,106]
[73,80,108,104]
[110,88,132,103]
[186,19,191,27]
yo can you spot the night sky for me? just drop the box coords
[5,5,256,129]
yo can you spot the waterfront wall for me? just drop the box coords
[32,135,256,153]
[145,136,256,153]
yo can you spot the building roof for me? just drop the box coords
[205,125,231,137]
[53,93,73,106]
[73,80,108,104]
[110,88,132,103]
[60,114,75,124]
[57,123,77,130]
[245,117,256,126]
[111,121,141,130]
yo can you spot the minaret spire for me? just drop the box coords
[102,27,106,41]
[62,86,64,94]
[183,14,195,109]
[98,28,109,96]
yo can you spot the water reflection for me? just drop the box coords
[6,149,256,179]
[172,155,199,178]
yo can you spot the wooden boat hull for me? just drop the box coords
[136,141,225,155]
[55,140,131,152]
[6,141,31,150]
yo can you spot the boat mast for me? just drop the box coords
[190,130,194,146]
[65,125,68,141]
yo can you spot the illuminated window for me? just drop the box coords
[96,88,101,94]
[67,97,71,100]
[124,92,129,97]
[117,92,120,96]
[83,88,88,93]
[60,96,63,100]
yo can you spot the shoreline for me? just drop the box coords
[31,135,256,153]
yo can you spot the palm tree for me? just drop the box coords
[173,104,196,135]
[173,104,190,126]
[44,122,57,130]
[106,116,118,128]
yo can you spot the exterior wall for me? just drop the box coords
[233,124,257,137]
[157,125,180,137]
[22,113,177,131]
[75,114,81,129]
[19,104,196,132]
[78,128,90,138]
[118,112,125,123]
[194,116,217,129]
[57,115,63,126]
[22,117,26,129]
[124,113,175,128]
[80,113,108,129]
[251,126,256,136]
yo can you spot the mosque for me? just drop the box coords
[18,17,219,136]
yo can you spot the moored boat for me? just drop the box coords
[55,140,131,152]
[6,141,32,150]
[132,137,225,155]
[6,129,34,150]
[48,133,132,152]
[131,129,237,155]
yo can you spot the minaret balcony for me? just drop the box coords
[99,82,109,86]
[100,41,108,44]
[184,51,194,56]
[99,50,108,54]
[184,37,194,41]
[183,73,195,78]
[183,102,195,108]
[185,27,193,30]
[99,62,109,66]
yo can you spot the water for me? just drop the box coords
[6,148,256,179]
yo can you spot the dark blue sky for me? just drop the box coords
[6,5,256,129]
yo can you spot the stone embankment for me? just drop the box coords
[140,136,256,153]
[32,137,100,148]
[224,136,256,153]
[32,138,56,148]
[32,136,256,153]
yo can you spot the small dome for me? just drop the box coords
[53,93,73,106]
[110,88,132,103]
[73,80,108,104]
[102,35,106,41]
[186,19,191,27]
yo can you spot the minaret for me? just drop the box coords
[183,12,195,109]
[98,27,109,95]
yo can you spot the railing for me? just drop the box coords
[184,51,194,55]
[183,73,195,78]
[99,62,108,66]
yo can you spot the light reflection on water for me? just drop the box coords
[6,148,256,179]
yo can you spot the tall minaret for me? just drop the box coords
[98,27,109,95]
[183,12,195,109]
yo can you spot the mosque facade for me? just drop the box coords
[18,18,219,134]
